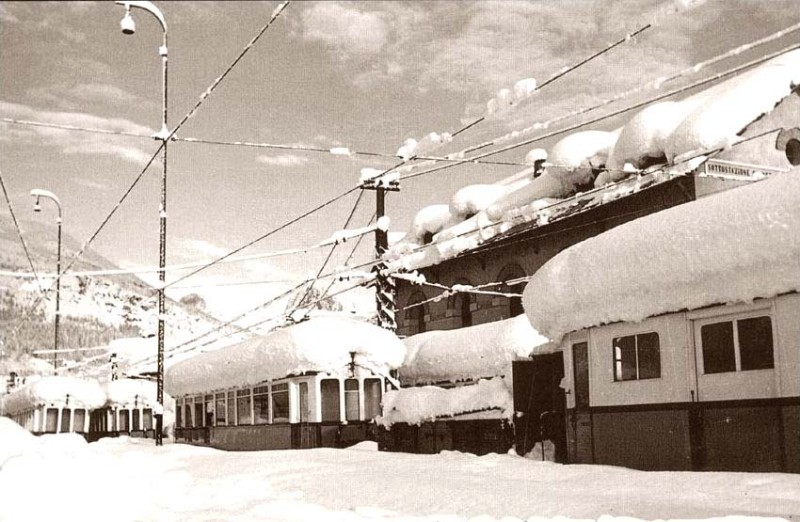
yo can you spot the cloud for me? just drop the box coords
[73,178,110,191]
[298,2,389,59]
[0,100,157,166]
[256,154,311,167]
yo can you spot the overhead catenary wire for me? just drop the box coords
[0,165,43,295]
[400,41,800,183]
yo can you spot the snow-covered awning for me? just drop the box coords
[378,377,514,427]
[523,169,800,341]
[400,315,552,386]
[165,315,406,398]
[1,376,106,415]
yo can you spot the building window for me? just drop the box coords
[406,291,428,335]
[345,379,360,421]
[613,332,661,381]
[700,315,774,374]
[215,393,227,426]
[364,378,382,419]
[253,385,270,425]
[271,383,289,423]
[236,389,252,425]
[451,292,473,327]
[227,391,236,426]
[498,264,526,318]
[321,379,341,422]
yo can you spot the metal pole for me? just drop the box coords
[155,26,168,448]
[374,187,396,332]
[54,212,62,372]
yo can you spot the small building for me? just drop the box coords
[522,169,800,472]
[166,314,405,451]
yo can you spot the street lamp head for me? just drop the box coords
[120,8,136,35]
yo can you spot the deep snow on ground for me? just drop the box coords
[0,421,797,522]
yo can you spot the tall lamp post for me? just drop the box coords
[115,0,168,446]
[30,189,62,373]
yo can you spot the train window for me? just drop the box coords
[701,316,773,374]
[44,409,58,433]
[253,386,270,425]
[205,395,214,426]
[184,400,193,428]
[320,379,341,423]
[194,396,205,427]
[345,379,359,421]
[133,409,141,431]
[272,383,289,423]
[364,379,382,419]
[236,389,253,425]
[176,402,183,427]
[143,409,153,430]
[60,409,71,433]
[613,332,661,381]
[227,391,236,426]
[215,393,227,426]
[73,409,86,433]
[119,409,130,432]
[299,382,309,422]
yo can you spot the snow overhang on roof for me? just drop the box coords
[400,315,553,386]
[523,168,800,341]
[165,314,406,398]
[1,376,106,415]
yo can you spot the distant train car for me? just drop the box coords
[166,314,405,451]
[0,376,106,437]
[88,378,171,441]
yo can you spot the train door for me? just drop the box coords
[691,311,783,471]
[570,341,594,464]
[512,353,566,461]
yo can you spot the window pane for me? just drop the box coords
[119,409,130,432]
[253,388,269,425]
[45,408,58,433]
[194,397,204,427]
[272,383,289,423]
[132,409,141,430]
[227,393,236,426]
[738,316,774,371]
[345,379,359,421]
[60,409,71,433]
[364,379,382,419]
[237,389,252,425]
[701,321,736,374]
[184,402,193,428]
[613,335,637,381]
[73,409,86,433]
[299,382,309,423]
[215,393,227,426]
[321,379,341,422]
[143,409,153,430]
[637,332,661,379]
[176,403,183,427]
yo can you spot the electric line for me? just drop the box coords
[0,165,43,296]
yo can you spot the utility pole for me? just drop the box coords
[361,174,400,331]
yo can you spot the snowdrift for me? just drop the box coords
[523,169,800,341]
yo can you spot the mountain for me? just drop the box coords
[0,217,234,377]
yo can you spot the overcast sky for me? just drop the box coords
[1,0,798,318]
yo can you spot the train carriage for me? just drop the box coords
[166,314,405,451]
[0,376,106,437]
[88,378,172,441]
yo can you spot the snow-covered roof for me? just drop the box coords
[523,169,800,341]
[400,315,552,386]
[165,315,406,397]
[1,376,106,415]
[378,377,514,427]
[386,50,800,273]
[104,379,163,409]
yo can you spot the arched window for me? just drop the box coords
[405,291,428,335]
[447,279,474,328]
[497,264,526,318]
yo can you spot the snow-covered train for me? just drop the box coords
[166,314,405,451]
[1,376,170,440]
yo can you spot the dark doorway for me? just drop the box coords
[512,354,567,462]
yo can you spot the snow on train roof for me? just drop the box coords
[1,376,106,415]
[386,50,800,272]
[400,315,552,386]
[165,315,406,397]
[104,378,172,410]
[378,377,513,427]
[523,169,800,341]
